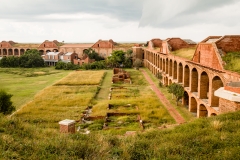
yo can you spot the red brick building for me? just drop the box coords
[134,35,240,117]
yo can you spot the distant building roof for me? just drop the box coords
[61,43,94,48]
[206,39,220,43]
[183,39,197,45]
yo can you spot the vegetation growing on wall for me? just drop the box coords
[222,52,240,73]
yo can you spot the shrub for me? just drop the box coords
[0,90,15,115]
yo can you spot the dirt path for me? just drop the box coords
[141,69,185,124]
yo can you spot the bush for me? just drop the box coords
[0,90,15,115]
[55,62,80,70]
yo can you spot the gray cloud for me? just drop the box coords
[139,0,240,28]
[0,0,143,22]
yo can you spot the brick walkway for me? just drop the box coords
[141,69,185,124]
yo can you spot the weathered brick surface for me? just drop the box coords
[219,98,240,113]
[136,35,240,117]
[224,86,240,94]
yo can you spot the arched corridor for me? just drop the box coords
[199,104,208,117]
[200,72,209,99]
[184,65,190,87]
[173,61,177,79]
[178,63,183,83]
[14,49,19,56]
[163,59,166,72]
[190,97,197,116]
[166,58,169,74]
[183,91,189,109]
[191,68,198,92]
[169,59,173,76]
[211,76,223,108]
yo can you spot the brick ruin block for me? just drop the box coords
[215,82,240,114]
[112,68,131,83]
[59,119,76,133]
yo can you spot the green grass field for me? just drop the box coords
[0,67,72,110]
[1,67,240,159]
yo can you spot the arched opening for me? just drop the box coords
[190,97,197,116]
[200,72,209,99]
[199,104,208,117]
[160,58,162,70]
[211,76,223,108]
[3,49,7,55]
[184,65,190,87]
[39,50,44,55]
[165,76,169,86]
[163,59,166,72]
[211,113,217,116]
[20,49,25,55]
[0,49,2,56]
[169,79,172,85]
[46,50,51,53]
[26,49,30,51]
[169,59,173,76]
[191,68,198,92]
[53,49,58,52]
[166,58,169,74]
[178,63,183,83]
[8,49,13,55]
[14,49,19,56]
[173,61,177,79]
[183,91,189,109]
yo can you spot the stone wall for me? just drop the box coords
[219,98,240,113]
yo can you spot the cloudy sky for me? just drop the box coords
[0,0,239,43]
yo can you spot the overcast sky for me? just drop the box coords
[0,0,239,43]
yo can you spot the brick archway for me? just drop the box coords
[3,49,7,55]
[14,49,19,56]
[20,49,25,55]
[169,59,173,76]
[163,59,166,72]
[190,97,197,116]
[160,58,162,70]
[184,65,190,87]
[191,68,198,92]
[8,49,13,55]
[166,58,169,74]
[183,91,189,109]
[200,71,209,99]
[199,104,208,117]
[39,50,44,55]
[211,76,224,108]
[173,61,177,79]
[165,76,169,86]
[178,63,183,83]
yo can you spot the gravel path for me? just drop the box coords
[141,69,185,124]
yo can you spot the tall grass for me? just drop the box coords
[1,110,240,159]
[55,70,106,85]
[171,47,196,60]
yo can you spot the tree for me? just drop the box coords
[19,49,44,68]
[83,48,104,61]
[0,90,15,115]
[107,50,126,68]
[167,83,184,106]
[133,58,142,70]
[156,72,163,87]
